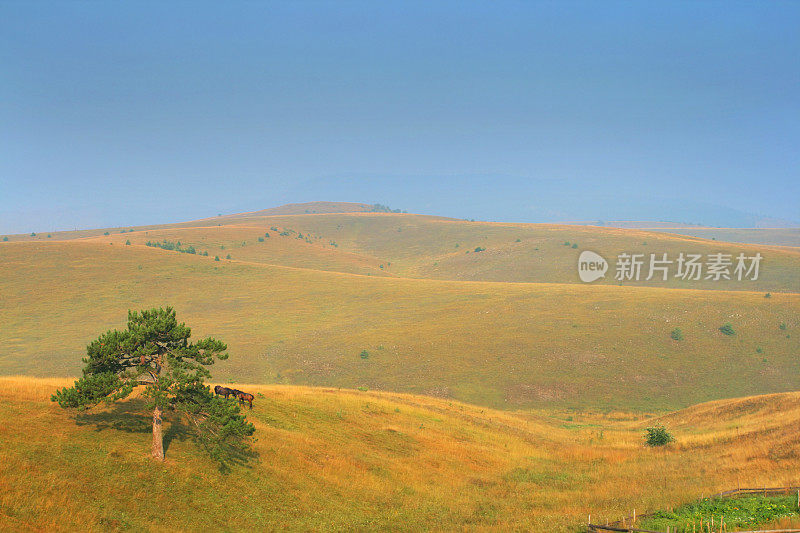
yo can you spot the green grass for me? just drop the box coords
[640,494,800,531]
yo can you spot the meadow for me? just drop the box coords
[0,237,797,411]
[2,377,800,532]
[1,205,798,531]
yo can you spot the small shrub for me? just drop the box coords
[258,237,264,242]
[264,232,269,238]
[563,241,570,246]
[125,240,131,246]
[202,251,208,256]
[357,386,368,392]
[779,323,787,330]
[571,243,578,249]
[670,328,683,341]
[214,256,220,261]
[719,323,736,336]
[359,350,369,360]
[644,425,674,446]
[756,347,763,354]
[103,231,110,236]
[474,246,485,252]
[30,232,36,237]
[226,254,231,259]
[765,292,771,298]
[2,237,7,241]
[515,238,521,242]
[47,234,52,238]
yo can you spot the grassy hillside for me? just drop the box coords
[2,377,799,532]
[1,239,797,411]
[6,212,800,291]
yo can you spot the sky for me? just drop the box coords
[1,1,798,233]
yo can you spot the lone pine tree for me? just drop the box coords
[52,307,254,464]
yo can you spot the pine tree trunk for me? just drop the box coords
[151,405,164,460]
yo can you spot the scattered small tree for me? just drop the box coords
[644,425,674,446]
[360,350,370,360]
[51,307,255,466]
[719,323,736,336]
[125,240,131,246]
[670,328,683,341]
[765,292,771,298]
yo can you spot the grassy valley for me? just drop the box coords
[2,377,800,532]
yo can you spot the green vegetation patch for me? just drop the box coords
[640,494,800,531]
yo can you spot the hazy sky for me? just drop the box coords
[1,1,798,233]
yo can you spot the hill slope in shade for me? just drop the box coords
[1,240,797,411]
[2,377,800,532]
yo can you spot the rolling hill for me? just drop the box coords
[2,377,799,532]
[1,209,798,411]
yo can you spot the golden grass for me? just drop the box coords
[1,239,798,411]
[6,212,800,290]
[1,377,799,531]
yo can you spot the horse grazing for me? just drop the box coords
[236,391,254,410]
[214,385,236,399]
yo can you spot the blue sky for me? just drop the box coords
[1,1,798,233]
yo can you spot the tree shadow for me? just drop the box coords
[75,398,151,434]
[73,399,259,473]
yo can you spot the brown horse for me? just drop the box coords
[214,385,236,399]
[236,391,254,410]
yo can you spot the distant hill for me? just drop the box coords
[217,201,376,218]
[1,205,799,411]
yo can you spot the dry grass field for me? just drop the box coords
[1,205,798,530]
[0,236,798,411]
[1,376,800,532]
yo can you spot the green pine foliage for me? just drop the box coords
[51,307,255,468]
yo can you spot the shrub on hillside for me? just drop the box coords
[719,323,736,336]
[474,246,485,252]
[779,322,787,330]
[644,425,674,447]
[360,350,369,360]
[670,328,683,341]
